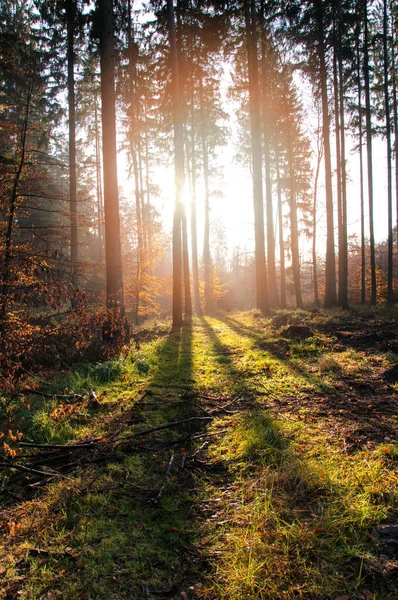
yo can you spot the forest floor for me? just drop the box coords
[0,307,397,599]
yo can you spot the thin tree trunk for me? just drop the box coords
[167,0,183,328]
[182,210,192,318]
[128,22,142,324]
[312,139,322,307]
[174,0,192,319]
[315,0,337,307]
[338,1,348,308]
[94,93,103,264]
[67,0,78,287]
[287,133,303,309]
[99,0,125,316]
[144,105,151,250]
[0,84,31,333]
[137,136,147,250]
[200,78,212,313]
[391,5,398,249]
[190,86,201,314]
[131,142,142,324]
[383,0,393,302]
[356,26,366,304]
[333,46,343,305]
[259,3,278,307]
[276,149,286,308]
[245,0,269,315]
[363,0,377,305]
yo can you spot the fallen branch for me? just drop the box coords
[190,428,230,440]
[117,416,213,443]
[22,388,85,402]
[26,547,78,560]
[155,451,175,502]
[19,440,98,449]
[0,462,71,480]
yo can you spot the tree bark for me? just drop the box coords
[167,0,184,328]
[383,0,393,303]
[66,0,78,287]
[190,85,201,314]
[99,0,125,315]
[259,3,278,307]
[200,78,212,313]
[356,25,366,304]
[333,46,343,305]
[312,138,322,307]
[94,92,104,265]
[391,5,398,250]
[287,133,303,309]
[315,0,337,307]
[245,0,269,315]
[275,148,286,308]
[0,85,31,334]
[337,1,348,308]
[182,209,192,318]
[363,0,377,305]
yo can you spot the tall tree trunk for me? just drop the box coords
[200,78,212,313]
[127,10,142,325]
[167,0,183,328]
[190,87,201,314]
[287,132,303,308]
[175,0,192,319]
[245,0,269,315]
[182,210,192,318]
[144,104,151,250]
[338,1,348,308]
[0,84,31,334]
[67,0,78,287]
[312,139,322,307]
[94,92,104,264]
[356,27,366,304]
[259,3,278,307]
[333,46,343,305]
[363,0,377,305]
[131,141,142,324]
[99,0,125,316]
[137,135,147,250]
[391,5,398,249]
[384,0,393,303]
[276,149,286,308]
[315,0,337,307]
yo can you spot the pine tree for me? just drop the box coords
[98,0,125,320]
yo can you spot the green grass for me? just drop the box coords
[1,310,397,599]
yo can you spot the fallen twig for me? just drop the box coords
[190,428,230,440]
[26,547,78,560]
[19,440,98,449]
[0,462,72,480]
[22,388,85,402]
[117,416,213,443]
[155,451,175,502]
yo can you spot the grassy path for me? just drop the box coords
[1,311,397,599]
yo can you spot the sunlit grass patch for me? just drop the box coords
[318,354,342,374]
[2,310,397,600]
[201,406,398,599]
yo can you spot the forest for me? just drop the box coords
[0,0,398,598]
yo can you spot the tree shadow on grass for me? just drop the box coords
[194,317,397,600]
[1,325,201,600]
[70,324,200,598]
[216,314,398,447]
[148,324,194,396]
[197,314,337,513]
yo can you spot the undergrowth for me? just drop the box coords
[1,309,397,599]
